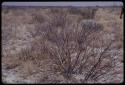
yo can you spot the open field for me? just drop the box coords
[2,6,123,84]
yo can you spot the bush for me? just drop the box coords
[2,8,10,14]
[32,13,45,24]
[35,11,115,82]
[50,8,62,14]
[50,8,68,28]
[81,20,103,33]
[68,7,98,19]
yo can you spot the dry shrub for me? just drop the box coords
[31,13,45,24]
[15,36,48,68]
[2,53,21,69]
[111,22,123,49]
[68,7,98,19]
[30,8,69,38]
[49,9,68,28]
[30,36,49,60]
[50,8,62,14]
[2,24,27,43]
[22,60,38,77]
[2,26,16,45]
[8,7,25,16]
[18,45,45,62]
[2,8,10,14]
[81,20,103,32]
[35,10,115,82]
[29,16,48,37]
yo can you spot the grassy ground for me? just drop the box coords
[2,7,123,84]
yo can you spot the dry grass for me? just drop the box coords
[2,6,123,84]
[21,60,38,77]
[2,54,20,69]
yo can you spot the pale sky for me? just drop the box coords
[2,2,123,7]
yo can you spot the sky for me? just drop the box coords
[2,2,123,7]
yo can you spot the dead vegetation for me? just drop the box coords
[68,7,98,19]
[2,7,123,84]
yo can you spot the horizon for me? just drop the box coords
[2,2,123,7]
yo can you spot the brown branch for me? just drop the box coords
[83,40,113,82]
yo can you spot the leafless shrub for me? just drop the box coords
[50,8,62,14]
[32,13,45,24]
[18,47,34,61]
[3,56,20,70]
[18,45,43,61]
[2,25,17,45]
[22,60,38,77]
[35,10,115,82]
[30,9,69,38]
[81,20,103,32]
[29,14,45,37]
[49,9,68,28]
[2,28,12,44]
[2,8,10,14]
[68,7,98,19]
